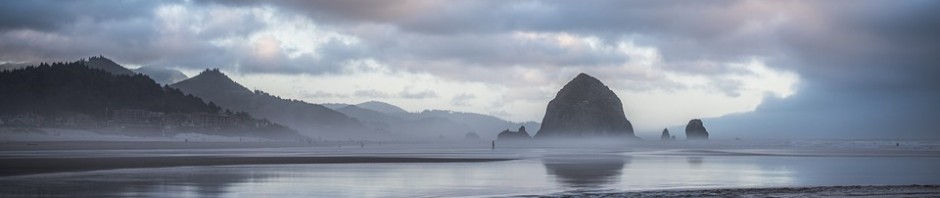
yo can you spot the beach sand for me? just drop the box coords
[0,140,519,177]
[0,155,512,177]
[2,140,939,197]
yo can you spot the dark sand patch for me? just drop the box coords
[0,156,513,177]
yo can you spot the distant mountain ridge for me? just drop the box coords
[327,101,539,140]
[320,103,351,110]
[334,105,473,140]
[171,69,378,140]
[357,101,409,114]
[133,66,188,85]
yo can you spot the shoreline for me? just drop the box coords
[0,156,513,177]
[532,185,940,197]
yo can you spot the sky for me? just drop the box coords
[1,0,938,139]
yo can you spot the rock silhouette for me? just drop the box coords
[535,73,635,138]
[661,128,672,141]
[685,119,709,140]
[497,126,531,140]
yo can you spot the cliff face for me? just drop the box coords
[685,119,709,140]
[535,73,636,138]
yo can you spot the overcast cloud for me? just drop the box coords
[1,0,938,139]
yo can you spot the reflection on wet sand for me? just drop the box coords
[0,167,275,197]
[542,154,629,190]
[2,148,938,197]
[687,156,704,168]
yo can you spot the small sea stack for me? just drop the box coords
[661,128,672,141]
[497,126,531,141]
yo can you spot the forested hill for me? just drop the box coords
[0,61,219,117]
[0,61,301,138]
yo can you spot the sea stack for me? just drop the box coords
[685,119,709,140]
[497,126,532,140]
[661,128,671,141]
[534,73,636,138]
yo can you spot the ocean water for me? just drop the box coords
[1,140,939,197]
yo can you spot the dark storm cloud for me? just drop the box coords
[1,0,939,138]
[202,0,771,61]
[0,0,212,65]
[779,1,940,92]
[6,0,934,81]
[198,0,510,34]
[202,0,739,37]
[0,0,306,73]
[234,0,939,87]
[707,1,940,139]
[0,15,157,63]
[1,0,755,78]
[0,0,167,32]
[189,0,800,87]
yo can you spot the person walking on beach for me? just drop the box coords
[491,140,495,150]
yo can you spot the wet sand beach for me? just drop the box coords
[0,156,513,177]
[1,140,939,197]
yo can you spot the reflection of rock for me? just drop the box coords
[685,119,709,140]
[686,156,704,168]
[0,166,274,197]
[497,126,531,141]
[542,154,628,189]
[535,73,636,138]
